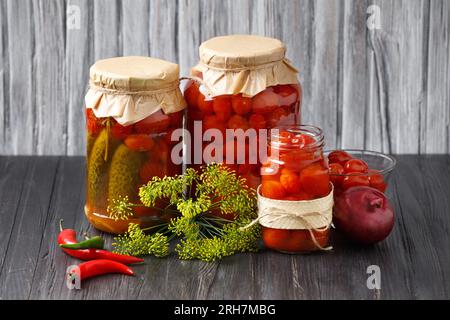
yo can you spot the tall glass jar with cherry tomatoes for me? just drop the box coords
[260,125,332,253]
[184,35,302,189]
[84,56,186,234]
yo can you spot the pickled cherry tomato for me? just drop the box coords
[342,175,370,190]
[111,120,133,140]
[252,88,279,114]
[368,170,387,192]
[231,94,252,115]
[265,107,287,128]
[213,96,232,121]
[279,168,301,194]
[124,134,155,152]
[248,114,267,130]
[86,109,103,135]
[261,180,286,200]
[261,163,281,181]
[329,162,345,186]
[197,92,214,114]
[134,111,171,134]
[228,115,249,131]
[344,159,369,174]
[299,162,330,198]
[203,115,226,134]
[273,84,299,108]
[184,80,200,109]
[278,131,293,144]
[262,227,328,252]
[328,150,352,166]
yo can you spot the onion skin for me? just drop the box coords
[333,186,395,245]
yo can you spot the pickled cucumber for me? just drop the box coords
[87,129,120,209]
[108,144,145,208]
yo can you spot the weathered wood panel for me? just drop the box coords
[0,0,449,155]
[33,0,67,155]
[5,0,34,154]
[66,0,93,155]
[425,0,450,154]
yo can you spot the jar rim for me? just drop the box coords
[269,124,325,150]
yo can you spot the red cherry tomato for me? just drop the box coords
[228,115,250,131]
[197,92,214,115]
[231,94,252,115]
[261,180,286,200]
[252,88,279,114]
[368,170,387,192]
[262,228,290,251]
[328,150,353,166]
[262,227,329,252]
[213,96,232,121]
[184,80,200,109]
[134,111,171,134]
[110,120,133,140]
[279,168,301,194]
[273,84,299,108]
[329,162,345,187]
[203,115,226,135]
[86,109,103,136]
[342,175,370,190]
[248,114,267,130]
[265,107,288,128]
[285,191,313,201]
[299,162,330,198]
[261,163,281,182]
[344,159,369,174]
[124,134,155,152]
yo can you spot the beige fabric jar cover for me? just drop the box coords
[85,56,186,126]
[191,35,299,98]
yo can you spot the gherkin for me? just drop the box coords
[108,144,145,210]
[87,129,120,209]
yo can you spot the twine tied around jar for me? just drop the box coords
[241,185,334,251]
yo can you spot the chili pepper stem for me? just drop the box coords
[59,219,64,232]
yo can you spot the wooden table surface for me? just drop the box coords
[0,155,449,300]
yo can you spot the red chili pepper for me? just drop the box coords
[58,220,144,265]
[68,259,134,281]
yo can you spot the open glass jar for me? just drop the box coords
[184,35,302,189]
[259,125,332,253]
[84,56,186,234]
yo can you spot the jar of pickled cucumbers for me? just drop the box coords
[184,35,302,189]
[259,125,333,253]
[84,56,186,234]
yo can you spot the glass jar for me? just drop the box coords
[84,56,186,234]
[184,35,302,189]
[260,125,331,253]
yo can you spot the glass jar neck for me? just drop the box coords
[269,125,324,151]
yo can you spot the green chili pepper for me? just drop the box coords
[59,235,105,250]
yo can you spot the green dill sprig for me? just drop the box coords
[113,223,170,257]
[107,195,134,221]
[110,163,260,261]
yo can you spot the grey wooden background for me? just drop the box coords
[0,0,449,156]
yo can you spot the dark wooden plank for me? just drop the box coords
[28,157,86,299]
[0,157,31,288]
[0,157,59,299]
[2,155,450,299]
